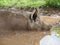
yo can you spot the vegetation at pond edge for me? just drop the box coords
[0,0,60,8]
[51,22,60,37]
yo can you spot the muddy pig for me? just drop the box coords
[0,9,51,31]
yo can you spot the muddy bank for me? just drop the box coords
[1,7,60,16]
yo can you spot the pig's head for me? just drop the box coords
[28,8,51,30]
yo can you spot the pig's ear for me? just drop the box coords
[32,8,37,15]
[29,8,39,22]
[29,9,36,19]
[30,8,38,22]
[32,8,39,17]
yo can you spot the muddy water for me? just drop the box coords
[0,30,50,45]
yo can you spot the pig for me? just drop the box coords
[0,8,51,31]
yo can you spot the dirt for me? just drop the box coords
[0,7,60,45]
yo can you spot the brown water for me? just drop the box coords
[0,30,50,45]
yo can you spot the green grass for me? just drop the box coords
[17,0,46,7]
[0,0,18,7]
[0,0,60,8]
[46,0,60,8]
[0,0,47,7]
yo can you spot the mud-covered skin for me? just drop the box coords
[0,11,28,30]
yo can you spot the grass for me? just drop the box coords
[0,0,60,8]
[0,0,47,7]
[0,0,18,7]
[47,0,60,8]
[17,0,46,7]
